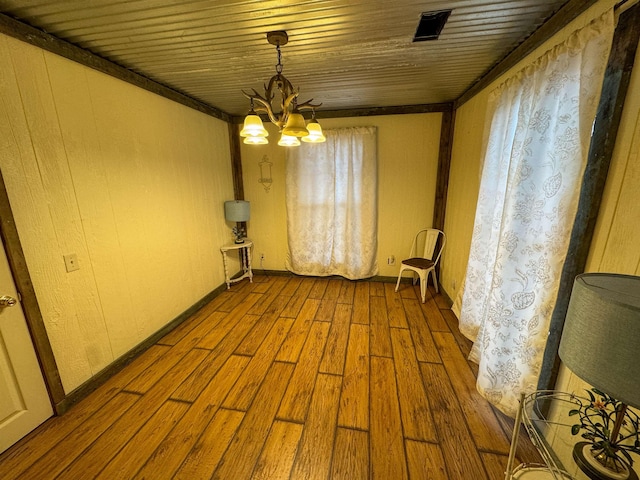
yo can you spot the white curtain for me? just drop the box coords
[458,11,614,416]
[285,126,378,280]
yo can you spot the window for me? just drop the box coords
[285,126,378,279]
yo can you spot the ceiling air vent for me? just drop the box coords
[413,9,451,42]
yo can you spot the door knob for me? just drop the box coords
[0,295,17,307]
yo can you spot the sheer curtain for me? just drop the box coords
[458,11,614,416]
[285,126,378,280]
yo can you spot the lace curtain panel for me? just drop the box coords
[458,11,615,416]
[285,126,378,280]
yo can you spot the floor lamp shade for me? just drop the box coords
[559,273,640,409]
[224,200,250,222]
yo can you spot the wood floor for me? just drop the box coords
[0,275,541,479]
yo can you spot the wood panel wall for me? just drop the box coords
[0,33,235,394]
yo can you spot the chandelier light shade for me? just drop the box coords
[241,30,325,146]
[278,133,301,147]
[301,118,326,143]
[240,108,269,138]
[282,111,309,137]
[243,135,268,145]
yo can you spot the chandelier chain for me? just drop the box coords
[276,44,283,74]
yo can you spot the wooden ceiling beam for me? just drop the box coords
[230,103,454,124]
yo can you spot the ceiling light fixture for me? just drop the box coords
[241,31,325,146]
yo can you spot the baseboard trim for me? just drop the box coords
[252,269,293,277]
[253,269,413,284]
[371,275,410,283]
[54,282,227,415]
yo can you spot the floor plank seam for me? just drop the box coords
[193,345,214,352]
[119,389,144,396]
[168,397,194,405]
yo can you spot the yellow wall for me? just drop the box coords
[545,22,640,479]
[442,0,639,476]
[240,113,442,278]
[0,34,234,393]
[440,91,489,298]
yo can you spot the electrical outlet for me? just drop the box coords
[64,253,80,272]
[387,255,395,266]
[260,253,265,261]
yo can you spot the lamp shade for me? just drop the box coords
[224,200,250,222]
[559,273,640,409]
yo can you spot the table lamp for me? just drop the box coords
[559,273,640,480]
[224,200,250,243]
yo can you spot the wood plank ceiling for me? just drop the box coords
[0,0,569,117]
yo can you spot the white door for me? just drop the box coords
[0,240,52,454]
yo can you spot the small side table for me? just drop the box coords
[506,391,576,479]
[506,390,640,480]
[220,239,253,289]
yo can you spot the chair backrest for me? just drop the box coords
[411,228,446,264]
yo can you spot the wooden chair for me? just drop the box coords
[395,229,446,303]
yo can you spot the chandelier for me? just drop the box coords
[240,31,325,146]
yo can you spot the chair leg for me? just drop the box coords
[395,267,403,292]
[420,273,427,303]
[431,270,439,293]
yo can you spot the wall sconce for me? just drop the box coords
[258,155,273,193]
